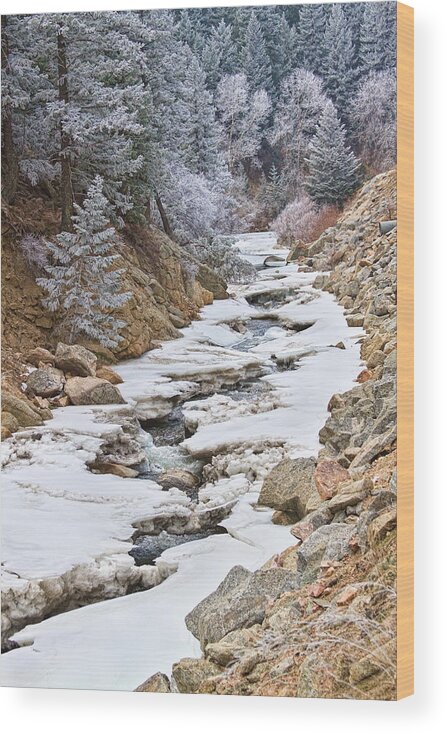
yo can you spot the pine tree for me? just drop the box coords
[1,15,56,203]
[261,164,287,219]
[201,20,237,90]
[306,103,360,207]
[180,53,225,179]
[240,12,272,94]
[360,2,394,75]
[37,176,131,347]
[297,4,327,73]
[323,4,358,125]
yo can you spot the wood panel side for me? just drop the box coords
[396,0,414,701]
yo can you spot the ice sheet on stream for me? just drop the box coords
[1,232,364,690]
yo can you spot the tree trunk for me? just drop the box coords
[155,192,174,240]
[145,195,152,225]
[57,26,73,232]
[1,18,19,204]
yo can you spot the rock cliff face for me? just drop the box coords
[2,206,226,363]
[155,170,398,700]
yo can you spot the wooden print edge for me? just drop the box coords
[396,0,414,700]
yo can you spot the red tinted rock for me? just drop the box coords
[314,460,350,500]
[336,586,357,606]
[356,369,374,383]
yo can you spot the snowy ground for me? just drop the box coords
[0,232,364,691]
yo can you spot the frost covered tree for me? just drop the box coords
[1,15,56,203]
[13,12,148,230]
[201,20,237,90]
[350,70,397,172]
[185,236,256,284]
[155,161,220,243]
[296,3,327,73]
[271,195,319,247]
[306,103,360,207]
[323,4,358,124]
[240,12,272,94]
[217,73,270,172]
[260,164,287,220]
[37,176,131,347]
[271,69,329,197]
[360,2,395,74]
[179,54,225,179]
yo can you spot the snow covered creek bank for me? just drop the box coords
[0,232,364,690]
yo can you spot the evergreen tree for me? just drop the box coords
[385,2,397,69]
[240,12,272,94]
[323,4,358,125]
[306,103,360,207]
[271,69,329,197]
[1,14,61,203]
[297,4,327,73]
[360,2,394,75]
[37,176,131,347]
[345,1,365,62]
[180,53,225,179]
[201,20,237,90]
[260,164,287,219]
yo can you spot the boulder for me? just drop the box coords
[96,366,123,385]
[25,347,55,367]
[349,426,396,470]
[196,262,228,300]
[327,477,373,513]
[257,457,316,520]
[290,505,333,543]
[272,510,297,525]
[1,393,43,427]
[157,469,200,494]
[50,395,70,408]
[314,460,350,500]
[64,377,125,406]
[296,523,356,586]
[356,369,374,383]
[26,366,65,398]
[1,411,20,435]
[172,657,221,694]
[55,343,97,377]
[185,565,299,649]
[135,672,171,693]
[1,426,11,440]
[90,462,139,478]
[367,508,397,546]
[346,314,364,327]
[205,627,261,667]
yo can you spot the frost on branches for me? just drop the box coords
[271,195,318,248]
[306,103,360,208]
[350,70,397,173]
[185,236,256,285]
[37,176,131,347]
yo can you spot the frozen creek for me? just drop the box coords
[0,232,364,690]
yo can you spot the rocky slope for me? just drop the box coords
[138,170,398,700]
[1,195,227,437]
